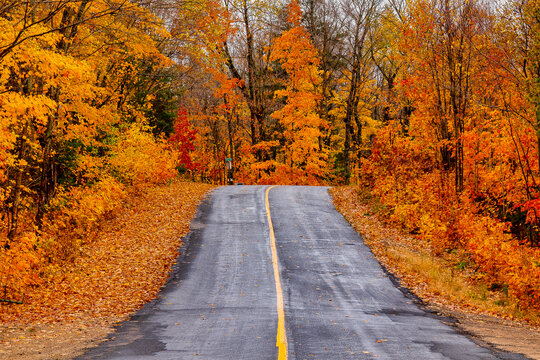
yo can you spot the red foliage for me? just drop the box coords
[169,106,197,171]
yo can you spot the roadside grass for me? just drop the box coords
[330,186,540,327]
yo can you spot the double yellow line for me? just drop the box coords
[265,186,288,360]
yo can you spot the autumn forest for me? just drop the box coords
[1,0,540,324]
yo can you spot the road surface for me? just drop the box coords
[76,186,528,360]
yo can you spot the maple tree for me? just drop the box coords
[169,106,198,174]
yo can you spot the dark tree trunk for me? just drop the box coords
[5,122,29,245]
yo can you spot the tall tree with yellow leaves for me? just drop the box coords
[269,0,328,184]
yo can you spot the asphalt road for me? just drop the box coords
[76,186,528,360]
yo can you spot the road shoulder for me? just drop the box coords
[0,181,215,360]
[330,186,540,360]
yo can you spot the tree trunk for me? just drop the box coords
[35,97,59,229]
[5,122,29,245]
[344,60,361,183]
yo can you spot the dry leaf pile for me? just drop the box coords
[0,181,215,360]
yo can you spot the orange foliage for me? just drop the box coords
[267,0,328,184]
[0,0,194,301]
[361,0,540,310]
[0,181,214,324]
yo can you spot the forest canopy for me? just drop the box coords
[1,0,540,312]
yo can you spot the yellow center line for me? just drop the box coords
[265,185,288,360]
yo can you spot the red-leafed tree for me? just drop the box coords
[169,106,198,172]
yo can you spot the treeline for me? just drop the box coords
[181,0,540,309]
[183,0,384,185]
[0,0,203,288]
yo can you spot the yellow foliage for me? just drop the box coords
[0,0,185,299]
[108,123,179,187]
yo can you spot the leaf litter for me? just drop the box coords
[0,181,215,360]
[330,186,540,360]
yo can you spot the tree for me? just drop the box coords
[402,0,487,193]
[269,0,328,184]
[169,106,197,173]
[0,0,177,245]
[338,0,381,182]
[221,0,281,166]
